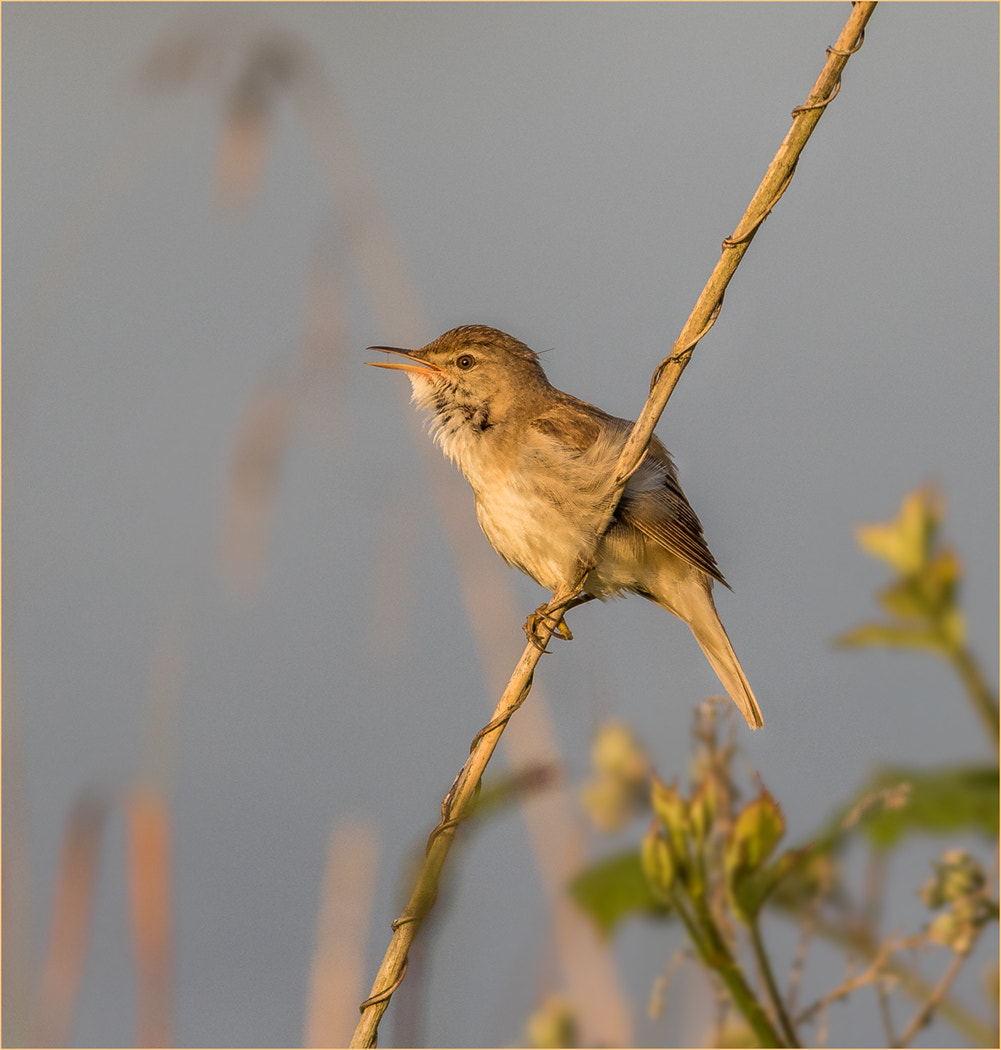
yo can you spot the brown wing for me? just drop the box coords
[531,395,729,587]
[528,393,607,454]
[617,438,729,588]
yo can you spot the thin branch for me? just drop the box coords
[648,947,691,1020]
[875,975,899,1047]
[783,907,996,1045]
[894,950,973,1048]
[785,863,829,1018]
[351,4,876,1044]
[795,935,915,1029]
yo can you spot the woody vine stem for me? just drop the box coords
[351,4,877,1046]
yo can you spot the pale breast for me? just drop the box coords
[472,470,596,591]
[466,427,630,592]
[435,400,665,596]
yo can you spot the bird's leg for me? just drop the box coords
[523,594,596,650]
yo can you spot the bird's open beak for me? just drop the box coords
[366,346,443,377]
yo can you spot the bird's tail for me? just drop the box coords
[687,606,763,730]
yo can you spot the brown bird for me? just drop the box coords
[368,325,762,729]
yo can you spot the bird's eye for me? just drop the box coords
[455,354,476,370]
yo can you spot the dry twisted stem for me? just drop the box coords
[351,5,876,1045]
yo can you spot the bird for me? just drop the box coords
[367,325,763,729]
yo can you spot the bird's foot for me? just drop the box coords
[523,604,574,651]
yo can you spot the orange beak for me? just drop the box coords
[366,346,443,377]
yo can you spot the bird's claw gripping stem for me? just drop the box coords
[523,604,574,651]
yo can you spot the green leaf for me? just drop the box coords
[726,847,813,923]
[835,764,999,848]
[767,846,838,910]
[641,827,676,901]
[650,777,690,874]
[688,777,716,848]
[939,606,966,650]
[855,486,942,574]
[834,622,950,654]
[924,546,962,612]
[728,791,785,871]
[877,577,932,621]
[569,849,672,936]
[725,790,786,922]
[651,778,687,835]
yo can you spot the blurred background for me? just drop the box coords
[3,3,997,1047]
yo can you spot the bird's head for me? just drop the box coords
[367,325,551,425]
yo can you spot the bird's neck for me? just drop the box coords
[413,379,546,484]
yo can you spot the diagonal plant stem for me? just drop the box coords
[948,643,1000,751]
[352,4,876,1045]
[750,919,800,1047]
[893,948,973,1048]
[670,891,786,1047]
[349,640,554,1045]
[687,894,788,1047]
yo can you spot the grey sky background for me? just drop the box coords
[4,3,998,1047]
